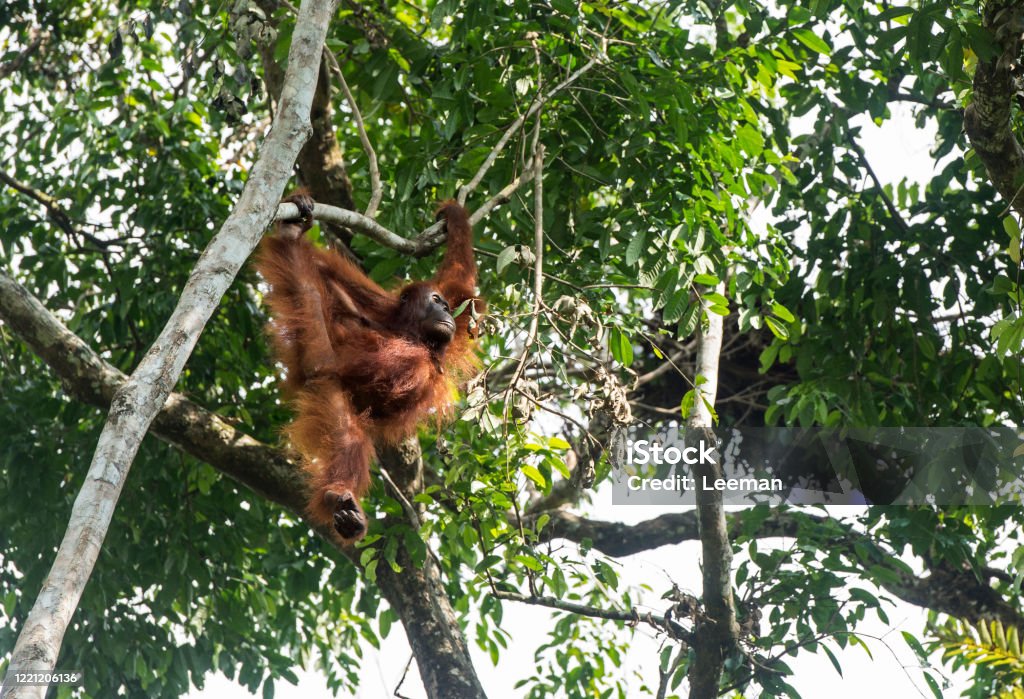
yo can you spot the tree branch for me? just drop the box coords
[324,49,382,218]
[846,136,910,235]
[491,590,692,641]
[0,171,114,250]
[374,443,487,699]
[503,142,545,414]
[256,0,358,251]
[0,29,46,81]
[276,200,427,253]
[457,54,600,205]
[273,178,535,257]
[0,269,308,514]
[1,1,337,694]
[963,0,1024,216]
[533,509,1024,630]
[890,90,955,111]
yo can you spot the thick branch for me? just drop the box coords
[963,0,1024,216]
[0,269,307,514]
[375,443,487,699]
[532,509,793,557]
[1,1,336,694]
[535,509,1024,630]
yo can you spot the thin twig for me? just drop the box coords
[457,55,599,204]
[468,159,537,222]
[0,171,113,250]
[502,143,545,409]
[491,590,691,641]
[393,654,415,699]
[846,135,909,235]
[324,50,382,218]
[379,467,421,529]
[657,646,686,699]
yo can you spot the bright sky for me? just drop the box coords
[188,105,974,699]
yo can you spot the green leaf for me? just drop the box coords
[625,230,647,267]
[515,554,543,572]
[736,124,765,156]
[609,328,634,367]
[793,28,831,55]
[594,560,618,588]
[476,555,502,572]
[776,59,802,80]
[850,635,874,659]
[771,301,796,323]
[663,290,690,324]
[941,29,965,80]
[680,389,695,418]
[678,303,700,337]
[521,465,546,489]
[379,609,394,639]
[902,631,927,661]
[660,647,673,672]
[765,316,790,340]
[878,6,914,21]
[964,22,1000,62]
[497,246,519,274]
[765,343,778,374]
[821,644,843,677]
[703,291,729,307]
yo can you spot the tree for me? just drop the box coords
[0,1,1022,698]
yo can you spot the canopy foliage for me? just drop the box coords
[1,0,1023,697]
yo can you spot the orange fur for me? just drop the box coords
[255,196,482,540]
